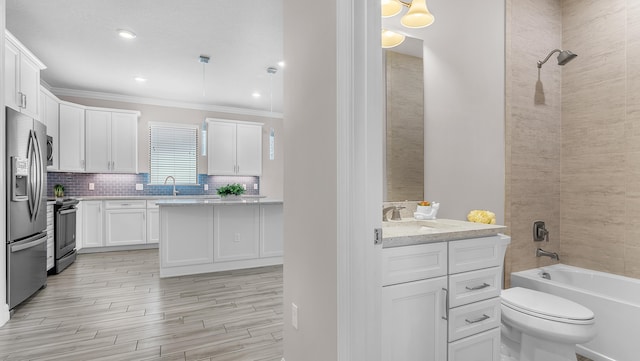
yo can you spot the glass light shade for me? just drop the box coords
[401,0,435,28]
[382,0,402,17]
[381,29,405,48]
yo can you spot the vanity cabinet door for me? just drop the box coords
[382,276,448,361]
[214,205,259,262]
[448,327,500,361]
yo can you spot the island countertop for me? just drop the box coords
[382,218,506,248]
[155,197,283,206]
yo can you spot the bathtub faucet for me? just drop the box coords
[536,248,559,261]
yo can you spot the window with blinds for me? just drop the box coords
[149,123,198,185]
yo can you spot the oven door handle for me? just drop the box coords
[11,235,47,253]
[59,209,77,215]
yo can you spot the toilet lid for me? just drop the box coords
[501,287,594,324]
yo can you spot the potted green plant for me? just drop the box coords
[53,184,65,201]
[216,183,245,200]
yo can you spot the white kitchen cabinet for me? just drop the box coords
[40,88,60,171]
[382,276,448,361]
[75,201,83,250]
[213,204,260,262]
[85,110,138,173]
[4,31,45,120]
[207,119,262,176]
[58,103,86,172]
[259,204,283,258]
[146,200,160,244]
[160,205,214,268]
[105,200,146,246]
[82,201,103,248]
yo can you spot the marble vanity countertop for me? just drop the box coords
[382,218,506,248]
[155,197,282,206]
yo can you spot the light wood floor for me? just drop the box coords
[0,249,283,361]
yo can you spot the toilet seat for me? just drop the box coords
[501,287,594,325]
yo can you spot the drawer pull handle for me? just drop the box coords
[465,282,490,291]
[465,314,490,324]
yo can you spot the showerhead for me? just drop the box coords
[537,49,577,68]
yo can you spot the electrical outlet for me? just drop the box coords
[234,233,241,243]
[242,184,247,190]
[291,303,298,329]
[204,184,209,191]
[89,183,95,190]
[253,183,258,190]
[135,183,143,191]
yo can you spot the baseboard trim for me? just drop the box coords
[0,303,10,327]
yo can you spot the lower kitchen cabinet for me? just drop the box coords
[259,204,283,258]
[382,276,448,361]
[82,201,103,248]
[213,204,260,262]
[46,203,54,271]
[105,208,146,246]
[146,208,159,244]
[160,205,214,268]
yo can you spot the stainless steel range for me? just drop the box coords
[52,198,79,274]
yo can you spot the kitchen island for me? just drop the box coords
[156,197,283,277]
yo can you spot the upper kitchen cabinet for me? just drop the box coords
[85,109,139,173]
[58,102,86,172]
[207,119,262,176]
[4,30,46,120]
[40,88,60,171]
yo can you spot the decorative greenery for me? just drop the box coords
[216,183,245,197]
[53,184,65,198]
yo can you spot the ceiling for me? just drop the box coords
[6,0,284,115]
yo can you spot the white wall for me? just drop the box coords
[1,0,10,326]
[282,0,338,359]
[422,0,506,223]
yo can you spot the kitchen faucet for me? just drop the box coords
[536,248,559,261]
[164,176,179,196]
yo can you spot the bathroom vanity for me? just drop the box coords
[381,219,509,361]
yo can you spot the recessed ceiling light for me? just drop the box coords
[117,29,137,39]
[278,61,285,68]
[134,77,147,82]
[252,92,261,98]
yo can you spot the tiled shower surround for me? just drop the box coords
[47,173,260,197]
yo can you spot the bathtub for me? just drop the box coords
[510,264,640,361]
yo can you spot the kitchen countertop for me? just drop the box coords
[382,218,506,248]
[64,195,267,201]
[155,197,282,206]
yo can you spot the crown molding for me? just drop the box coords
[49,87,283,119]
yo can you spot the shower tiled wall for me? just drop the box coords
[47,173,260,197]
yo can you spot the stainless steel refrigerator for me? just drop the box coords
[6,107,47,310]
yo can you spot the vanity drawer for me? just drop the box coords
[448,297,500,342]
[449,234,509,274]
[448,327,500,361]
[382,242,447,286]
[448,267,502,308]
[104,200,147,209]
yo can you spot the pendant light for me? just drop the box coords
[199,55,210,96]
[381,29,405,48]
[382,0,402,17]
[401,0,435,28]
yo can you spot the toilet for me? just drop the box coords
[500,287,596,361]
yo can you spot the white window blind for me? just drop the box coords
[149,123,198,184]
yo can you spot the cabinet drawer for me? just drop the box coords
[146,200,160,209]
[448,234,509,274]
[448,327,500,361]
[448,297,500,342]
[382,242,447,286]
[104,200,146,209]
[448,267,501,308]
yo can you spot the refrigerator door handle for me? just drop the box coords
[11,234,47,253]
[32,130,44,220]
[27,131,36,220]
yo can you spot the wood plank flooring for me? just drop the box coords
[0,250,283,361]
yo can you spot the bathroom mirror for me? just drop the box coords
[384,36,425,201]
